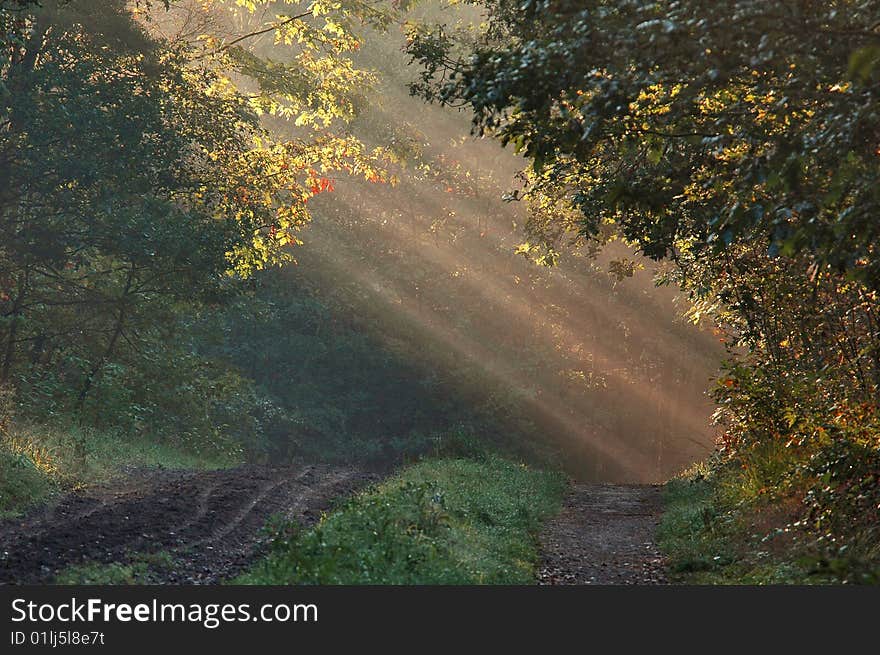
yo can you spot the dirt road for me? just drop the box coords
[539,483,667,584]
[0,464,374,584]
[1,470,667,585]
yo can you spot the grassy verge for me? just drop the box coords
[0,421,241,517]
[0,445,54,519]
[237,455,566,585]
[658,458,876,584]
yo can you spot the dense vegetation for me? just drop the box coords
[238,454,565,584]
[196,268,555,466]
[1,0,719,521]
[297,13,720,481]
[0,0,581,518]
[0,0,402,511]
[408,0,880,582]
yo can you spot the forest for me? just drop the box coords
[0,0,878,586]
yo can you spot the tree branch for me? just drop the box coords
[217,10,314,53]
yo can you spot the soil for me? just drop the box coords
[538,483,667,585]
[0,463,376,584]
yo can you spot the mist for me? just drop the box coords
[307,29,720,481]
[152,1,722,482]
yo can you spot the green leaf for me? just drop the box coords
[848,45,880,83]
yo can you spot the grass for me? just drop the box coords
[0,420,241,517]
[0,446,54,519]
[237,455,567,585]
[658,462,827,584]
[660,428,880,585]
[55,561,150,585]
[55,552,176,585]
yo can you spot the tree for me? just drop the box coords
[406,0,880,288]
[0,0,393,425]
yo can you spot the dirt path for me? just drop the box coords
[0,463,375,584]
[538,483,667,585]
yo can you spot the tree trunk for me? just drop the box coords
[75,266,135,415]
[1,268,29,383]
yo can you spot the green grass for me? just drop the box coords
[658,474,723,575]
[54,552,176,585]
[0,446,55,518]
[0,421,241,517]
[237,455,567,585]
[55,561,150,585]
[658,465,823,584]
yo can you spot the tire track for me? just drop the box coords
[191,468,313,546]
[0,464,374,585]
[164,466,367,584]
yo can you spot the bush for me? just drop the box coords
[661,417,880,584]
[0,443,53,517]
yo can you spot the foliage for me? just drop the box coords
[660,432,880,584]
[295,19,721,479]
[237,455,566,584]
[1,0,719,487]
[408,0,880,581]
[407,0,880,288]
[0,0,395,456]
[194,271,471,462]
[0,438,53,517]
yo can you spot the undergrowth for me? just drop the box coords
[660,435,880,584]
[0,421,240,517]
